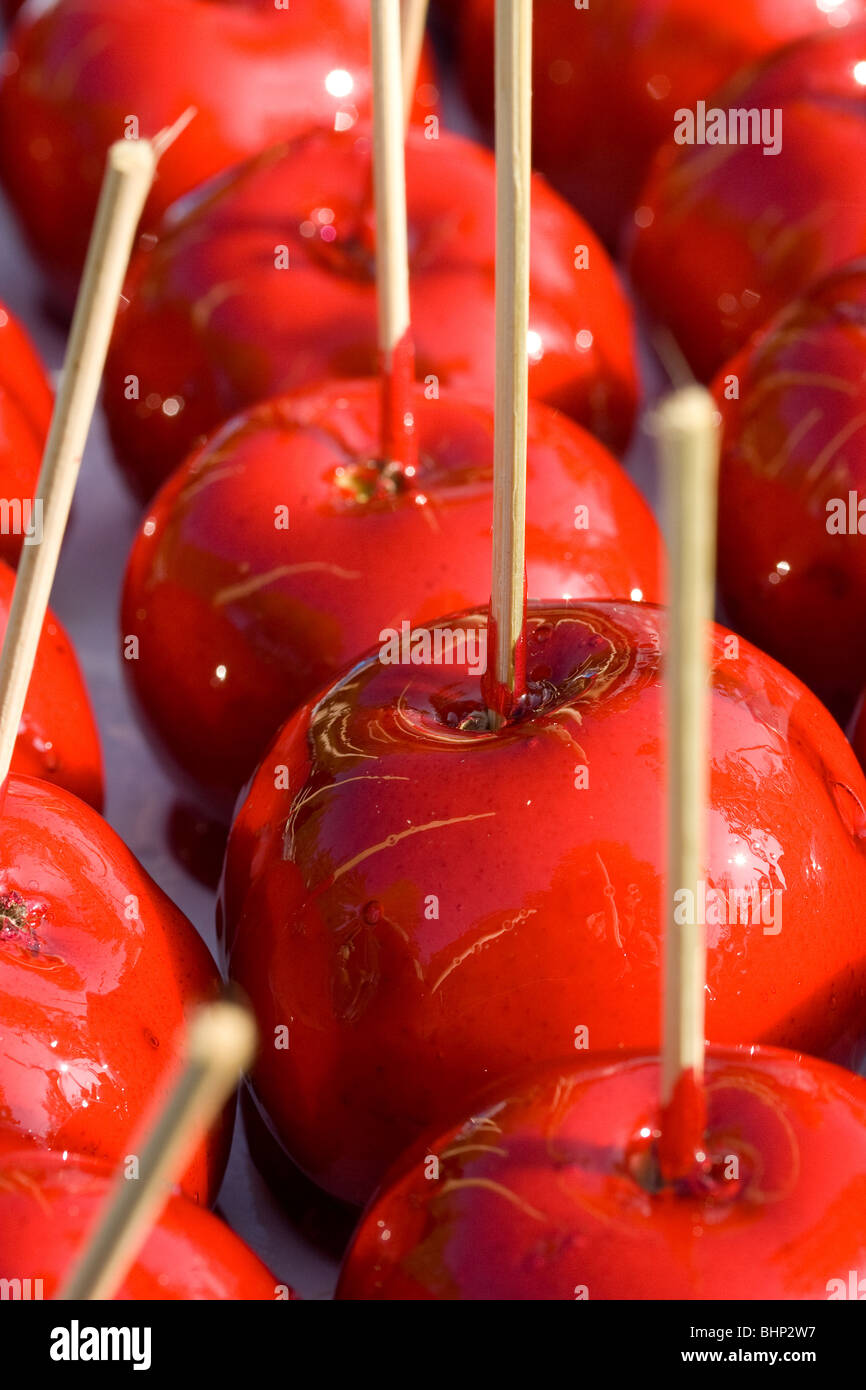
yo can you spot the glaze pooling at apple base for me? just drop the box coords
[222,601,866,1206]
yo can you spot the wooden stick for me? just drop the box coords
[0,139,156,790]
[401,0,429,129]
[372,0,411,366]
[57,1000,257,1301]
[652,326,697,390]
[485,0,532,728]
[371,0,417,471]
[151,104,198,160]
[657,385,720,1182]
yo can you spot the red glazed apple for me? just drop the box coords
[0,299,52,439]
[0,1146,291,1300]
[714,261,866,725]
[0,0,437,303]
[104,123,639,500]
[459,0,864,249]
[0,300,52,566]
[338,1046,866,1300]
[0,773,230,1203]
[628,24,866,381]
[0,558,103,807]
[221,601,866,1205]
[121,381,662,815]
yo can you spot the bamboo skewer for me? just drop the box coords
[372,0,411,366]
[656,385,720,1182]
[400,0,430,129]
[485,0,532,728]
[0,137,158,789]
[371,0,417,472]
[151,104,198,160]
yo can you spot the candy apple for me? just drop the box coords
[0,298,52,440]
[459,0,865,249]
[337,1046,866,1300]
[121,381,662,816]
[714,261,866,725]
[628,24,866,381]
[104,123,639,500]
[0,558,103,807]
[0,1146,291,1299]
[0,0,438,303]
[221,601,866,1205]
[0,300,52,567]
[0,773,230,1203]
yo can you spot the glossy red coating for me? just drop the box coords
[481,604,528,726]
[0,299,52,567]
[0,1147,289,1299]
[0,299,52,438]
[0,0,438,302]
[658,1066,707,1183]
[338,1047,866,1300]
[628,24,866,381]
[222,602,866,1206]
[0,774,230,1203]
[379,327,418,475]
[0,559,103,807]
[104,123,639,500]
[714,263,866,725]
[122,381,662,815]
[459,0,864,249]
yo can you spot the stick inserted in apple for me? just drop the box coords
[335,389,866,1300]
[120,0,661,818]
[221,0,866,1209]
